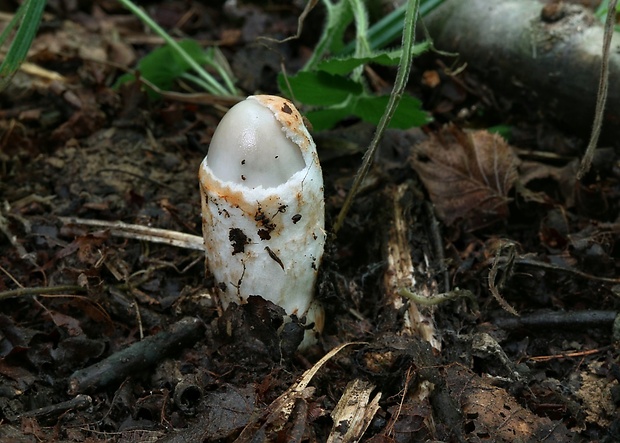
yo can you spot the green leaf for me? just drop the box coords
[113,72,136,89]
[487,124,513,140]
[306,107,353,131]
[117,0,234,95]
[317,51,401,75]
[353,94,431,128]
[316,42,429,75]
[0,0,46,92]
[303,94,431,131]
[595,0,620,19]
[114,39,208,97]
[138,39,204,90]
[278,71,363,106]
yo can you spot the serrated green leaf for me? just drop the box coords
[353,94,431,129]
[138,39,204,89]
[317,42,429,75]
[306,107,353,131]
[278,71,363,106]
[317,51,400,75]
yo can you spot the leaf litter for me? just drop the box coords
[410,124,520,229]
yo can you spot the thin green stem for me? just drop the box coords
[0,0,47,91]
[303,0,335,70]
[303,0,352,71]
[204,52,237,95]
[180,72,215,92]
[349,0,371,81]
[333,0,421,233]
[341,0,444,54]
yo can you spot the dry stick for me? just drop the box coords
[493,310,617,331]
[258,0,318,44]
[0,284,86,301]
[16,394,92,422]
[59,216,204,251]
[528,346,611,362]
[512,256,620,284]
[577,0,617,179]
[68,317,205,395]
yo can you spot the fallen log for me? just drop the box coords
[424,0,620,139]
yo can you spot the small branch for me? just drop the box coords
[59,217,204,251]
[528,346,611,363]
[68,317,205,394]
[511,256,620,284]
[0,285,86,301]
[16,394,92,422]
[493,310,617,331]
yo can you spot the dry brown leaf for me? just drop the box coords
[445,364,574,441]
[518,159,578,207]
[410,125,519,229]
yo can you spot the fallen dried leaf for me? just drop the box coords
[518,159,578,207]
[411,125,519,229]
[445,364,574,441]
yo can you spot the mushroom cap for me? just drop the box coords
[206,98,306,189]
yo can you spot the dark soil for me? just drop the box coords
[0,1,619,442]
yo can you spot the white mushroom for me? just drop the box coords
[199,95,325,349]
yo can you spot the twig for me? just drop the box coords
[258,0,318,44]
[493,310,617,331]
[511,256,620,284]
[425,201,449,292]
[137,76,241,107]
[528,346,610,363]
[59,217,204,251]
[68,317,205,394]
[0,285,86,301]
[577,0,617,178]
[16,394,92,422]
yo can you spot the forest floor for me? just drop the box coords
[0,1,619,442]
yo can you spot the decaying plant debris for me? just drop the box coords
[0,1,619,442]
